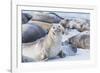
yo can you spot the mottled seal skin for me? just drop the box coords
[60,18,90,32]
[60,19,70,29]
[22,23,47,43]
[31,12,61,23]
[22,13,32,24]
[68,31,90,49]
[66,18,90,32]
[79,23,90,32]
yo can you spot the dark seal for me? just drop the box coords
[22,23,47,43]
[22,13,32,24]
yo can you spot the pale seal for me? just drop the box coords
[22,24,65,61]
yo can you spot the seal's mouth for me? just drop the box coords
[52,29,61,35]
[55,28,61,32]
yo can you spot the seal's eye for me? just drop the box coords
[58,26,60,28]
[53,27,55,29]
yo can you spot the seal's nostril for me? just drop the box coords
[57,29,61,32]
[53,27,55,29]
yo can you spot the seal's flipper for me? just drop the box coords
[58,51,66,58]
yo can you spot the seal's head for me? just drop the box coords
[49,24,64,36]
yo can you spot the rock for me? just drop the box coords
[62,41,77,56]
[22,23,47,43]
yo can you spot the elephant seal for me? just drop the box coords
[80,22,90,32]
[22,23,65,61]
[31,12,61,23]
[22,13,32,24]
[59,18,89,31]
[28,20,53,32]
[60,19,70,29]
[66,18,90,32]
[22,23,47,43]
[68,31,90,49]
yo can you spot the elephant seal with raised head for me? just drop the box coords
[22,23,65,61]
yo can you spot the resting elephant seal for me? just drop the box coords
[59,19,70,29]
[28,20,53,32]
[59,18,89,30]
[31,12,61,23]
[22,13,32,24]
[68,31,90,49]
[22,23,47,43]
[66,18,90,32]
[80,22,90,32]
[22,24,65,61]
